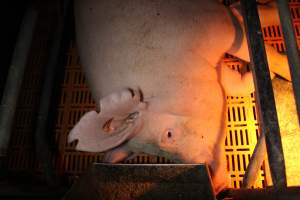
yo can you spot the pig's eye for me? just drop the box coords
[161,129,177,146]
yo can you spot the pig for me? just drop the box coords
[68,0,291,193]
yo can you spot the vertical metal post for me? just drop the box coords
[34,0,70,186]
[0,6,38,157]
[276,0,300,125]
[240,0,287,188]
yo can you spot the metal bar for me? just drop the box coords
[242,134,266,188]
[276,0,300,125]
[0,6,38,156]
[240,0,287,188]
[34,0,70,186]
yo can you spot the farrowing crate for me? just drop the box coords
[6,1,300,188]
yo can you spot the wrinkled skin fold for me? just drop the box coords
[69,0,291,194]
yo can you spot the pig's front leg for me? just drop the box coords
[103,144,136,163]
[227,32,290,81]
[219,61,255,96]
[228,1,291,81]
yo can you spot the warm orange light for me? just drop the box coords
[224,60,300,189]
[273,78,300,186]
[282,135,300,186]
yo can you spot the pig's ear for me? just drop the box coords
[68,89,146,152]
